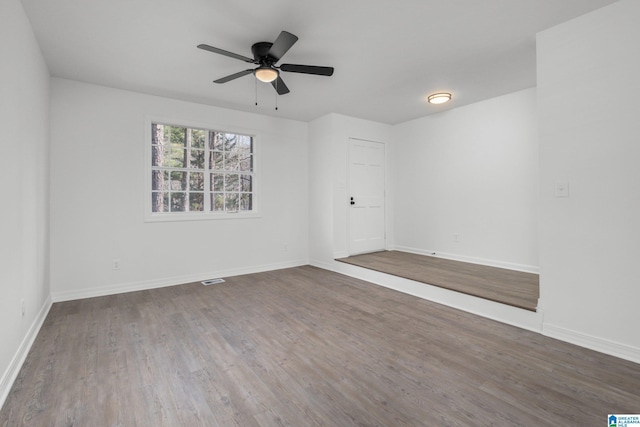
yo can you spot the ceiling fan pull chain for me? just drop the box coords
[255,78,258,106]
[275,80,279,111]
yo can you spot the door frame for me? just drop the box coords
[346,137,387,256]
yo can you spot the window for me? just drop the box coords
[148,121,256,220]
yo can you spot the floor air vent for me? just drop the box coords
[201,278,225,285]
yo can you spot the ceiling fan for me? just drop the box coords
[197,31,334,95]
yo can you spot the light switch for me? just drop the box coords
[555,181,569,197]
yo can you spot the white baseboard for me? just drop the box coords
[543,323,640,364]
[332,251,350,259]
[392,245,539,274]
[51,259,309,302]
[0,295,52,410]
[310,258,336,271]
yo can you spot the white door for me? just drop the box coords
[348,139,385,255]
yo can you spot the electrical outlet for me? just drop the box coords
[21,299,25,317]
[112,259,121,270]
[283,243,288,252]
[453,233,461,243]
[555,180,570,197]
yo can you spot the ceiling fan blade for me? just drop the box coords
[280,64,334,76]
[271,76,290,95]
[197,44,255,63]
[214,69,254,84]
[267,31,298,62]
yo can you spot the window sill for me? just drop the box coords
[144,211,261,223]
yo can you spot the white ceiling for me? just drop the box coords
[21,0,616,124]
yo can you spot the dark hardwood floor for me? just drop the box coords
[1,266,637,426]
[336,251,539,311]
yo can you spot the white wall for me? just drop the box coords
[0,0,51,404]
[537,0,640,361]
[308,113,393,267]
[50,79,309,300]
[392,89,539,272]
[308,115,335,265]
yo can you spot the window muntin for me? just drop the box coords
[150,123,255,216]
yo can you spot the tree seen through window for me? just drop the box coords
[151,123,254,213]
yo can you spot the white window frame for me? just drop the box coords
[144,116,260,222]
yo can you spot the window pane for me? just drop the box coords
[169,126,187,147]
[223,133,237,151]
[151,124,166,145]
[189,172,204,191]
[211,174,224,191]
[161,127,171,145]
[237,135,252,150]
[212,132,225,151]
[225,150,240,171]
[171,192,186,211]
[189,193,204,211]
[191,129,206,149]
[190,149,204,169]
[240,174,252,192]
[212,193,224,211]
[240,193,252,211]
[210,151,224,170]
[159,147,173,168]
[151,146,166,166]
[152,170,169,190]
[207,131,215,150]
[168,150,179,168]
[169,148,186,168]
[152,192,169,212]
[239,155,253,172]
[170,171,187,190]
[225,193,238,211]
[225,174,239,191]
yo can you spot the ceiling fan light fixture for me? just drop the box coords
[427,92,452,104]
[254,67,279,83]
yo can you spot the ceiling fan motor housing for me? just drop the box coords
[252,42,276,66]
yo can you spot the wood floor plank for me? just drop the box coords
[1,266,638,426]
[336,250,539,310]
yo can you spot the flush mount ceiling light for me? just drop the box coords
[254,67,279,83]
[427,92,452,104]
